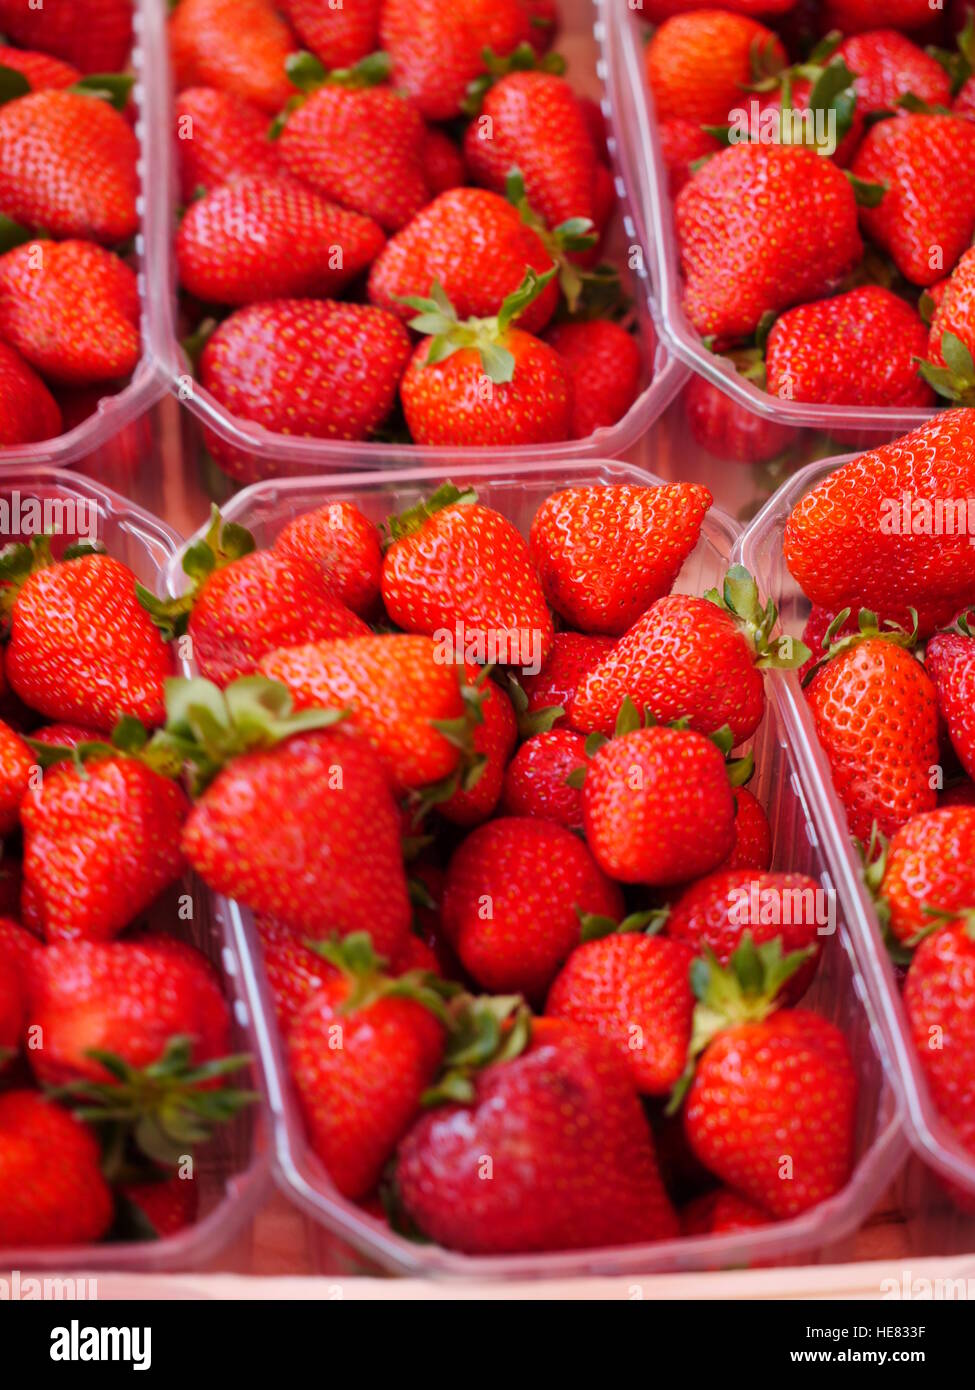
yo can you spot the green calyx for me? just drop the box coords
[747,32,787,86]
[307,930,457,1021]
[915,331,975,406]
[577,904,670,943]
[69,72,135,112]
[505,672,564,738]
[422,993,532,1105]
[382,481,478,548]
[705,564,811,670]
[25,712,183,782]
[136,504,256,641]
[398,265,557,384]
[733,35,858,156]
[271,49,393,135]
[0,62,29,106]
[845,170,887,208]
[504,168,619,315]
[0,535,104,636]
[800,606,919,688]
[564,698,755,789]
[180,315,219,369]
[461,42,566,117]
[405,666,493,821]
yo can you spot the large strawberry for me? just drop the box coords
[926,614,975,779]
[174,86,281,201]
[396,1017,679,1253]
[0,1091,113,1246]
[0,340,61,444]
[279,0,380,70]
[169,0,295,114]
[0,0,131,75]
[528,482,712,636]
[544,320,643,440]
[872,807,975,945]
[645,11,787,126]
[176,176,384,305]
[274,500,382,618]
[840,30,952,116]
[0,717,34,835]
[676,142,862,341]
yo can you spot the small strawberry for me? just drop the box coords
[174,87,280,201]
[176,176,385,305]
[543,320,643,439]
[120,1175,199,1237]
[657,117,721,197]
[720,786,773,872]
[871,807,975,945]
[274,501,382,617]
[437,675,517,827]
[680,1188,770,1236]
[0,0,132,75]
[0,716,33,835]
[840,30,952,117]
[516,631,613,732]
[279,0,380,70]
[529,482,712,637]
[926,613,975,779]
[0,44,80,92]
[501,728,589,828]
[918,246,975,404]
[0,1091,113,1246]
[683,373,799,466]
[0,340,61,444]
[168,0,295,114]
[645,11,787,126]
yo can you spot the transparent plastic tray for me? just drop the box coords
[137,0,688,477]
[739,455,975,1206]
[164,455,907,1277]
[0,468,270,1272]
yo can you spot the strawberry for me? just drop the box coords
[529,482,712,637]
[0,716,33,835]
[872,807,975,945]
[840,30,952,116]
[957,74,975,118]
[287,931,445,1198]
[0,90,138,244]
[255,914,337,1034]
[927,616,975,778]
[0,44,80,91]
[749,51,865,168]
[501,728,588,829]
[398,270,571,446]
[199,299,411,467]
[176,176,385,305]
[274,501,382,617]
[681,1188,769,1236]
[396,1017,679,1253]
[0,0,131,75]
[0,951,21,1069]
[543,320,642,439]
[676,143,863,342]
[666,869,824,1003]
[657,117,721,197]
[783,410,975,637]
[825,0,944,33]
[805,611,939,839]
[851,114,975,287]
[645,11,787,126]
[422,127,466,195]
[120,1175,199,1237]
[918,246,975,404]
[381,483,555,668]
[441,816,623,999]
[380,0,533,121]
[175,676,411,960]
[546,930,696,1095]
[367,187,557,334]
[0,916,40,969]
[683,374,798,465]
[0,340,61,444]
[720,786,773,872]
[765,286,934,407]
[940,780,975,807]
[0,1091,113,1246]
[168,0,295,114]
[175,87,280,201]
[582,726,737,885]
[641,0,796,15]
[3,543,175,731]
[28,722,101,760]
[0,240,139,385]
[517,631,613,732]
[279,0,380,70]
[437,676,517,826]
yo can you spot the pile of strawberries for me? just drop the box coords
[0,0,141,447]
[640,0,975,462]
[168,0,646,471]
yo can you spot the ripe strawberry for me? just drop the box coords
[0,716,33,835]
[168,0,295,114]
[288,931,444,1199]
[641,0,796,15]
[919,246,975,403]
[683,373,798,465]
[720,786,773,872]
[380,0,532,121]
[547,932,695,1095]
[874,807,975,945]
[274,502,381,618]
[681,1188,769,1236]
[120,1175,199,1237]
[438,676,517,826]
[0,1091,113,1246]
[0,240,139,385]
[422,127,466,194]
[765,287,934,407]
[851,115,975,287]
[442,816,623,999]
[543,320,642,439]
[0,951,22,1068]
[367,187,557,334]
[528,483,712,637]
[174,87,281,201]
[0,43,80,91]
[0,341,61,444]
[750,56,865,168]
[0,916,40,969]
[657,117,721,197]
[0,90,138,244]
[501,728,588,828]
[645,12,787,126]
[279,0,380,69]
[957,74,975,118]
[396,1018,679,1253]
[805,614,938,839]
[840,30,952,117]
[176,176,385,305]
[825,0,944,33]
[783,410,975,637]
[940,780,975,807]
[28,723,100,760]
[0,0,131,75]
[582,726,737,885]
[927,618,975,779]
[255,914,337,1034]
[677,143,863,341]
[517,631,613,732]
[381,483,555,667]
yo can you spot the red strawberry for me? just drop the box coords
[287,931,444,1199]
[0,341,61,444]
[720,786,773,872]
[657,117,721,197]
[927,618,975,778]
[0,90,138,244]
[381,483,555,667]
[176,176,385,305]
[4,546,175,731]
[840,30,952,117]
[765,287,934,407]
[442,816,623,999]
[274,501,381,617]
[28,722,100,761]
[940,779,975,807]
[517,631,613,732]
[174,87,281,201]
[255,914,337,1034]
[875,807,975,945]
[120,1175,199,1237]
[681,1188,769,1236]
[0,951,22,1068]
[367,187,557,334]
[168,0,295,114]
[0,717,33,835]
[0,916,41,968]
[528,482,712,637]
[501,728,588,829]
[0,44,80,91]
[0,240,139,385]
[546,931,695,1095]
[919,246,975,403]
[279,0,380,69]
[422,127,466,195]
[438,676,517,827]
[825,0,946,34]
[396,1017,679,1253]
[800,604,861,681]
[676,143,862,341]
[751,59,865,167]
[581,726,737,885]
[0,0,132,75]
[0,1091,113,1246]
[683,374,798,466]
[783,410,975,637]
[957,74,975,118]
[645,11,787,126]
[543,320,643,439]
[851,115,975,287]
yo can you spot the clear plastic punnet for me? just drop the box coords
[137,0,689,478]
[0,469,270,1272]
[164,456,908,1278]
[739,455,975,1208]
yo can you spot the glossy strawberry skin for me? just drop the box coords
[544,321,643,440]
[518,631,614,732]
[0,341,62,445]
[501,729,588,829]
[0,718,34,836]
[879,808,975,944]
[0,0,131,74]
[840,30,952,117]
[926,246,975,365]
[646,12,787,126]
[720,786,773,872]
[683,374,798,465]
[168,0,295,114]
[0,1091,114,1247]
[274,502,382,618]
[279,0,379,67]
[175,87,280,201]
[926,628,975,781]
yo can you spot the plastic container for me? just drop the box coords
[137,0,688,479]
[0,468,270,1272]
[603,4,939,441]
[164,456,908,1277]
[739,455,975,1208]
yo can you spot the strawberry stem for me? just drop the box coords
[136,505,255,641]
